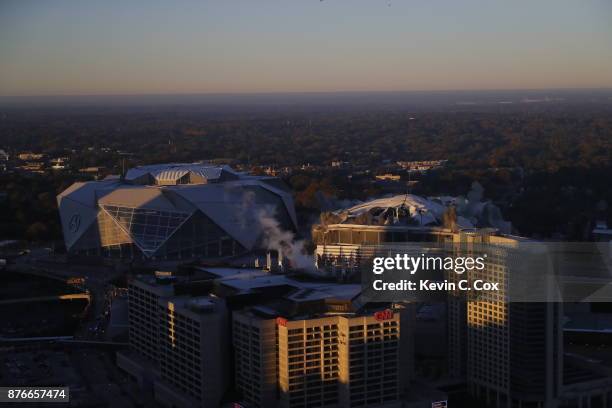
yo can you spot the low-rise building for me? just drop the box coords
[17,152,46,161]
[50,157,70,170]
[375,174,401,181]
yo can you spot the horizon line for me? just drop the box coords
[2,86,612,99]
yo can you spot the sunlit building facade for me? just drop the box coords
[447,232,564,408]
[119,267,415,408]
[57,163,296,260]
[234,306,413,408]
[311,196,568,408]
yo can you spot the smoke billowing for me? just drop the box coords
[256,207,315,272]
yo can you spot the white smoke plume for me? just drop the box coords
[237,190,257,229]
[256,206,316,272]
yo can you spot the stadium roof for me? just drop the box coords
[57,164,297,258]
[324,193,511,232]
[124,162,239,185]
[339,194,447,226]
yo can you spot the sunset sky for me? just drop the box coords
[1,0,611,96]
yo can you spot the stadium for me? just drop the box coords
[57,163,297,260]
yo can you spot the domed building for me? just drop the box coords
[57,163,297,260]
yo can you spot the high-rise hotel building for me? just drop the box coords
[125,273,175,364]
[118,272,229,408]
[119,268,415,408]
[155,296,228,408]
[447,231,563,408]
[233,310,279,407]
[234,305,413,408]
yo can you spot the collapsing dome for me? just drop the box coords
[319,188,511,233]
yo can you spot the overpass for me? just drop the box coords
[0,293,91,305]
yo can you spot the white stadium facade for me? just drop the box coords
[57,163,297,260]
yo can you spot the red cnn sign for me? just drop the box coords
[374,309,394,321]
[276,317,288,327]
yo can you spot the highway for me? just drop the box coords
[4,250,158,407]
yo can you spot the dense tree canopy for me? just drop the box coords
[0,104,610,241]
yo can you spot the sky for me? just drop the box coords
[1,0,611,96]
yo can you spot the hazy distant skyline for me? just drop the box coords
[1,0,612,97]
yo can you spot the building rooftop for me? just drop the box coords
[134,267,362,307]
[124,162,240,185]
[203,267,360,300]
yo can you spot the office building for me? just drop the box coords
[446,231,563,408]
[313,194,612,408]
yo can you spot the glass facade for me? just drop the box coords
[98,208,133,247]
[100,204,191,254]
[156,210,244,260]
[71,207,245,260]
